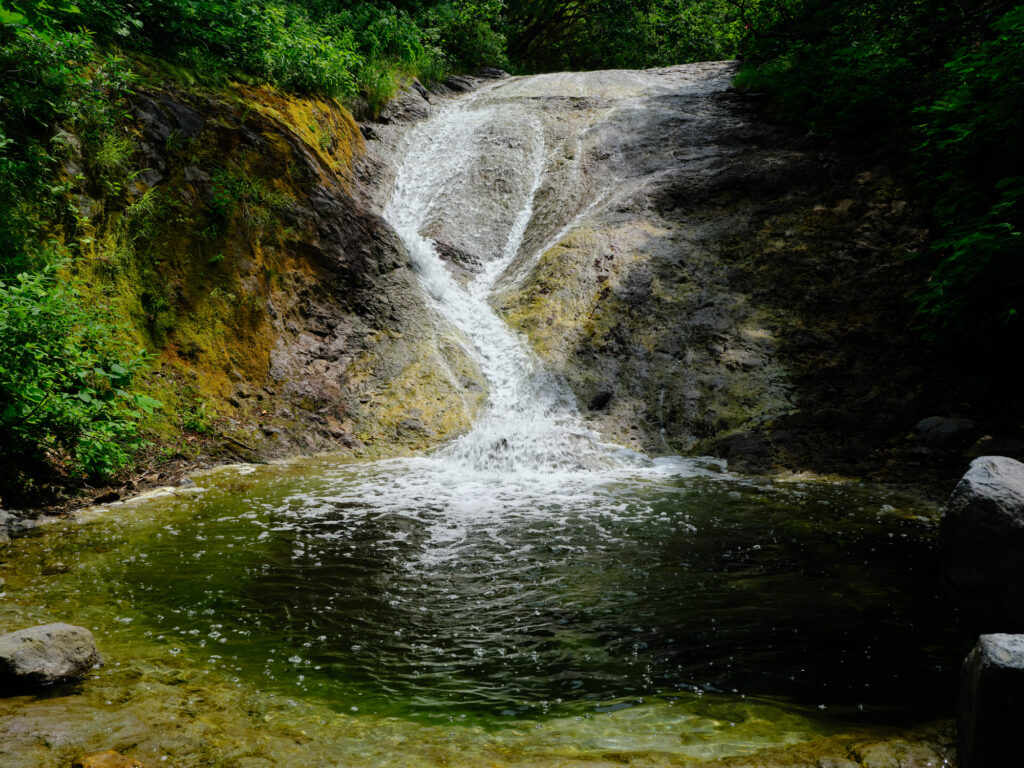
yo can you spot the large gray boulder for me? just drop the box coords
[0,623,103,689]
[958,633,1024,768]
[940,456,1024,632]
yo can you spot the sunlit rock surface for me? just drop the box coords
[72,750,144,768]
[0,623,102,687]
[367,63,792,456]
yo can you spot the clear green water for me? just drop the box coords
[0,458,961,766]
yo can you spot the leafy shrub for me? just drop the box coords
[0,263,160,489]
[13,0,364,97]
[0,20,133,271]
[912,6,1024,366]
[318,3,450,110]
[209,162,292,238]
[735,0,949,141]
[419,0,507,71]
[648,0,746,65]
[738,0,1024,411]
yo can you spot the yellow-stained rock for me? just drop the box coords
[72,751,144,768]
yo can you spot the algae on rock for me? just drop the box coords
[63,78,486,471]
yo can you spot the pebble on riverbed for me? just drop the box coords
[0,623,103,689]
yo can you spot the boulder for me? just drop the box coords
[441,74,476,93]
[0,508,48,540]
[913,415,978,447]
[940,456,1024,632]
[477,67,509,79]
[958,634,1024,768]
[714,430,770,472]
[1,509,19,541]
[0,623,103,689]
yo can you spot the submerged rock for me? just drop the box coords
[958,633,1024,768]
[73,751,144,768]
[0,623,103,689]
[940,455,1024,632]
[0,509,35,541]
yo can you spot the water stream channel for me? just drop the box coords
[0,65,962,767]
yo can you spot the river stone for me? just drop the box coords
[0,623,103,688]
[1,509,17,539]
[73,751,144,768]
[958,633,1024,768]
[914,415,978,445]
[940,455,1024,631]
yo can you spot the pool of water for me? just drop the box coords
[0,457,962,766]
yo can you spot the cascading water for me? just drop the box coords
[383,89,625,475]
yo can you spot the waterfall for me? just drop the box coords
[310,68,730,545]
[383,86,635,475]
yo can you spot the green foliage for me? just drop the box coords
[736,0,957,141]
[647,0,748,64]
[0,263,160,490]
[0,18,157,497]
[0,21,133,271]
[739,0,1024,411]
[418,0,507,70]
[912,6,1024,353]
[7,0,362,96]
[6,0,754,108]
[503,0,749,72]
[0,0,83,33]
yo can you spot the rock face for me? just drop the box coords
[0,623,103,688]
[67,79,489,467]
[958,633,1024,768]
[462,63,939,477]
[940,455,1024,632]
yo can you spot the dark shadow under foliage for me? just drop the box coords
[738,0,1024,421]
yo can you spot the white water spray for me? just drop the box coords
[384,89,631,475]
